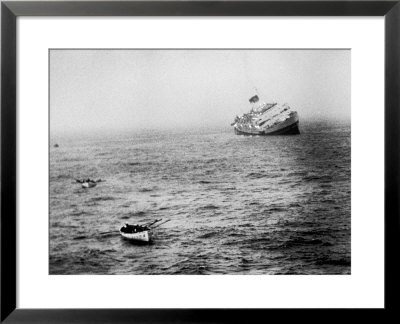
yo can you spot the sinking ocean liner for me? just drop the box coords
[231,94,300,135]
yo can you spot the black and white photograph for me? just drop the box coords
[49,49,351,275]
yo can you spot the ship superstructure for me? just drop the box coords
[232,95,300,135]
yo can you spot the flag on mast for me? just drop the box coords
[249,95,259,103]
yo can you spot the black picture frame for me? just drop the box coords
[1,1,399,323]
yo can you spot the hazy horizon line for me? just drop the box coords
[50,116,351,139]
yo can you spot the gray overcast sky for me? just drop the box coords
[50,49,350,134]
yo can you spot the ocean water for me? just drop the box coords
[49,121,351,275]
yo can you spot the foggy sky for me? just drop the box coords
[50,49,350,134]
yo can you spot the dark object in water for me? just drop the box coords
[54,144,59,148]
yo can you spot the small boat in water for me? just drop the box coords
[82,182,97,188]
[120,224,152,242]
[119,219,170,243]
[75,178,102,189]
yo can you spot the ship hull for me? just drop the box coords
[265,120,300,135]
[234,120,300,136]
[82,182,97,188]
[120,230,152,242]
